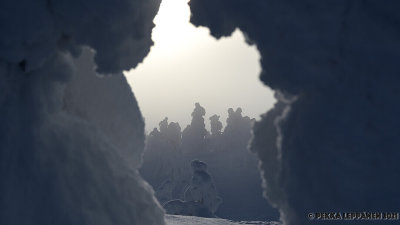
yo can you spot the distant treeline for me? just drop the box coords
[147,102,254,155]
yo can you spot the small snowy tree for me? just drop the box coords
[184,160,222,214]
[181,103,208,154]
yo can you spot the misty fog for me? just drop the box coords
[125,0,275,132]
[141,103,279,220]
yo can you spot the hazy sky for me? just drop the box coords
[124,0,275,132]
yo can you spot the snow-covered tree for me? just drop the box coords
[184,160,222,214]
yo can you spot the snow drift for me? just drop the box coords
[0,0,164,224]
[189,1,400,225]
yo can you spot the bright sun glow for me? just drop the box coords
[151,0,206,55]
[125,0,275,132]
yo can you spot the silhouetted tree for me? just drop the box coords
[181,103,208,154]
[209,114,223,136]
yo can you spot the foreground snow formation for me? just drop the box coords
[165,214,280,225]
[190,1,400,225]
[0,0,165,224]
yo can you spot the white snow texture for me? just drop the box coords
[0,0,164,224]
[165,214,280,225]
[189,1,400,225]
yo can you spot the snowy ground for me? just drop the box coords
[165,214,281,225]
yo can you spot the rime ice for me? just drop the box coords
[189,1,400,224]
[0,0,164,224]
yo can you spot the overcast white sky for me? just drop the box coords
[124,0,275,132]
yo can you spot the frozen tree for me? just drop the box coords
[206,114,223,152]
[210,114,223,136]
[181,103,208,154]
[192,103,207,128]
[184,160,223,214]
[159,117,169,134]
[166,122,182,147]
[149,119,185,202]
[154,117,182,148]
[141,118,189,203]
[223,107,254,152]
[162,160,221,218]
